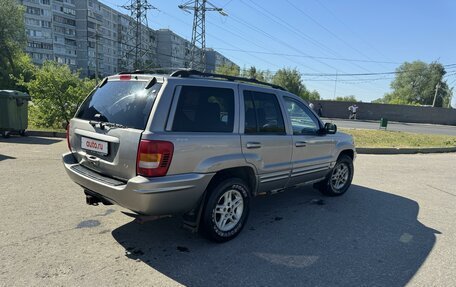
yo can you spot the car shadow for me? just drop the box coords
[0,154,16,162]
[0,136,61,145]
[112,184,438,287]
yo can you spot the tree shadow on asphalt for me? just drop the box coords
[0,136,61,145]
[112,184,439,287]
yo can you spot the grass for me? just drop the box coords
[340,128,456,148]
[27,123,65,133]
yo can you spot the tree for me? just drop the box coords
[335,95,357,102]
[215,64,240,76]
[305,90,321,101]
[271,68,320,101]
[378,61,452,107]
[18,62,96,128]
[0,0,29,89]
[241,66,273,82]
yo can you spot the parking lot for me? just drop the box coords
[0,136,455,287]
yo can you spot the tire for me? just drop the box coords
[200,178,250,243]
[316,154,354,196]
[1,131,10,138]
[19,130,26,136]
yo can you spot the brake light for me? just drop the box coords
[119,74,131,80]
[136,140,174,177]
[66,123,71,151]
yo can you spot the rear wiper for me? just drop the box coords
[89,120,126,130]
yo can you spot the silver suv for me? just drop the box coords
[62,70,355,242]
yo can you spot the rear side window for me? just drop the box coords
[244,90,285,134]
[76,80,161,130]
[172,86,235,132]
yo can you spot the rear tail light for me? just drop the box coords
[66,123,71,151]
[136,140,174,177]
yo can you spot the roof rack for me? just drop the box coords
[169,69,287,91]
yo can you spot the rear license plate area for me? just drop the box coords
[81,136,108,155]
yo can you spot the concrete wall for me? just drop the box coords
[311,100,456,126]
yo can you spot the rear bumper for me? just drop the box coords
[62,152,213,215]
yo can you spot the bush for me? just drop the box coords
[18,61,96,128]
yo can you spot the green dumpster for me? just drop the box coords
[0,90,31,137]
[379,117,388,130]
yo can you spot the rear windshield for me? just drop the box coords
[76,80,161,130]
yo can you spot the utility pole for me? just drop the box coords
[122,0,156,70]
[432,82,441,107]
[179,0,227,71]
[95,28,99,84]
[333,71,338,99]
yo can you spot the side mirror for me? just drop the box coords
[324,122,337,134]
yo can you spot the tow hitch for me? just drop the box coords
[86,195,101,206]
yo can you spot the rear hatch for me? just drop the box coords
[69,75,162,181]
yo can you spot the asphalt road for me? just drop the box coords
[323,118,456,136]
[1,136,455,287]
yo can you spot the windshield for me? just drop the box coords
[76,80,161,130]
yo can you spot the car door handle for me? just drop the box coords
[295,141,307,147]
[246,142,262,149]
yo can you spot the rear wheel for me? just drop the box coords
[200,178,250,242]
[19,130,26,136]
[316,154,353,196]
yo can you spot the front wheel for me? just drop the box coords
[200,178,250,242]
[316,154,354,196]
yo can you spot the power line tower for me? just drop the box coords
[121,0,157,70]
[179,0,227,71]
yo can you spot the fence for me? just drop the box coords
[310,100,456,125]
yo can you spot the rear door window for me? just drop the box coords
[244,90,285,134]
[171,86,235,132]
[76,80,161,130]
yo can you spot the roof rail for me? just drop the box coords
[118,67,186,75]
[169,69,287,91]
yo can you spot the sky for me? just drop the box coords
[103,0,456,106]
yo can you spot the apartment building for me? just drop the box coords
[117,14,157,72]
[22,0,77,69]
[75,0,120,77]
[20,0,236,77]
[156,29,193,69]
[205,48,238,73]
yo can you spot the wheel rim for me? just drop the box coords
[213,189,244,232]
[330,163,349,191]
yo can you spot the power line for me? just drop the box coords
[284,0,389,69]
[211,48,400,64]
[314,0,396,64]
[299,63,456,77]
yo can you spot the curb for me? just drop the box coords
[27,130,66,138]
[356,147,456,154]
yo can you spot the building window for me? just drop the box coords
[25,18,41,26]
[53,15,76,26]
[26,6,42,15]
[41,21,51,28]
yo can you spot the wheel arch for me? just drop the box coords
[337,149,355,161]
[205,166,258,197]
